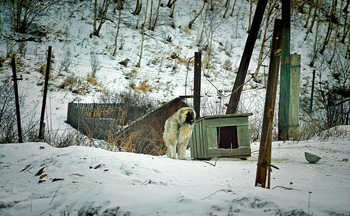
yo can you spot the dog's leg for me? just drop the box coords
[178,141,188,160]
[167,141,177,159]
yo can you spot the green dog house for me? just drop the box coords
[190,113,252,159]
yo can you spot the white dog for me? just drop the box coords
[163,107,196,159]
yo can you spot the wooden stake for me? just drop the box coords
[255,19,283,188]
[194,52,201,119]
[11,56,23,143]
[39,46,52,139]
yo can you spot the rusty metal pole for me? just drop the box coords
[39,46,52,139]
[226,0,268,114]
[194,52,201,119]
[255,19,283,188]
[11,56,23,143]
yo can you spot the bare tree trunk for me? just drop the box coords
[230,0,237,17]
[170,0,176,18]
[304,0,313,28]
[248,0,252,32]
[92,0,111,37]
[148,0,153,30]
[113,0,122,56]
[132,0,142,15]
[151,0,161,31]
[137,0,150,68]
[93,0,97,35]
[189,0,207,29]
[347,34,350,58]
[304,0,319,42]
[223,0,231,18]
[341,0,349,43]
[329,0,343,64]
[320,0,337,54]
[310,12,320,66]
[197,2,209,47]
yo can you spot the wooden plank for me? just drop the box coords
[207,127,217,149]
[201,119,208,158]
[237,125,250,148]
[205,116,249,127]
[208,147,251,158]
[203,113,253,119]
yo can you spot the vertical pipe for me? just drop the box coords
[194,52,201,119]
[11,57,23,143]
[255,19,283,188]
[39,46,52,139]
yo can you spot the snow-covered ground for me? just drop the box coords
[1,125,349,215]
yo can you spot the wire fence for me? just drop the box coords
[67,102,147,141]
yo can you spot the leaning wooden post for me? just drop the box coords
[11,56,23,143]
[226,0,268,114]
[194,52,201,119]
[39,46,52,139]
[255,19,283,189]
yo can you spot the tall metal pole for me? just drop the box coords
[226,0,268,114]
[255,19,283,189]
[39,46,52,139]
[194,52,201,119]
[11,56,23,143]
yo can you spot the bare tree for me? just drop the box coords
[248,0,253,31]
[92,0,111,37]
[112,0,122,56]
[223,0,230,18]
[304,0,314,28]
[169,0,176,18]
[137,0,150,68]
[230,0,237,17]
[310,10,320,67]
[5,0,59,34]
[341,0,349,43]
[151,0,161,31]
[189,0,207,29]
[319,0,337,54]
[148,0,153,30]
[132,0,142,15]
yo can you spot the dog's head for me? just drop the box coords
[178,107,196,125]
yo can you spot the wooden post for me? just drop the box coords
[194,52,201,119]
[39,46,52,139]
[255,19,283,189]
[11,56,23,143]
[289,54,301,140]
[226,0,268,114]
[309,69,316,113]
[278,0,291,140]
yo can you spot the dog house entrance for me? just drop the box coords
[217,126,239,149]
